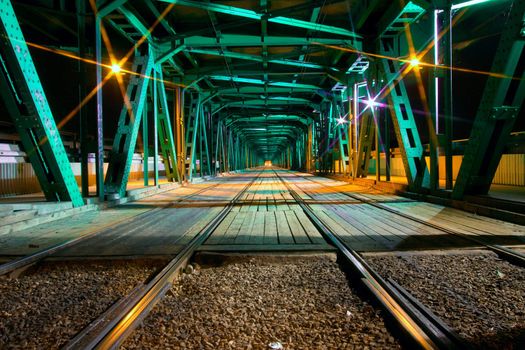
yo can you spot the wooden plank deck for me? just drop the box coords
[2,169,524,257]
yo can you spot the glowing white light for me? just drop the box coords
[451,0,493,10]
[410,58,420,67]
[337,117,347,125]
[364,98,378,108]
[111,64,121,73]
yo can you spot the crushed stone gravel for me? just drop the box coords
[366,251,525,349]
[123,255,400,350]
[0,259,161,349]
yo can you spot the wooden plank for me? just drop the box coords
[285,210,311,244]
[197,243,336,251]
[205,211,236,245]
[295,210,326,244]
[314,210,361,244]
[249,212,266,244]
[234,211,256,244]
[220,212,246,244]
[275,211,294,244]
[400,202,525,235]
[263,211,279,244]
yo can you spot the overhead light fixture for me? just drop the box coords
[363,98,378,108]
[409,57,420,68]
[111,64,121,74]
[451,0,493,10]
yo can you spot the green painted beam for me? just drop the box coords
[223,99,317,107]
[214,86,318,94]
[105,53,155,197]
[161,34,359,48]
[0,0,83,206]
[209,75,321,90]
[184,47,332,70]
[157,0,362,38]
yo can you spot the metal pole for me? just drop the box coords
[153,68,159,186]
[95,16,104,200]
[143,94,149,186]
[76,0,89,197]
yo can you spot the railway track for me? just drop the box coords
[0,178,228,276]
[276,169,525,349]
[272,170,464,350]
[2,168,523,349]
[62,170,263,349]
[284,170,525,267]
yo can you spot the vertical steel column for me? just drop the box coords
[104,53,154,197]
[76,0,89,197]
[0,0,83,206]
[155,67,179,183]
[452,1,525,198]
[174,87,185,182]
[152,68,159,186]
[441,7,454,190]
[143,96,149,186]
[385,108,391,181]
[94,13,104,200]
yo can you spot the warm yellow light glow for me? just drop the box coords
[111,64,121,73]
[410,58,420,67]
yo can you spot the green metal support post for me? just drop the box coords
[452,1,525,199]
[104,51,155,197]
[143,94,149,186]
[0,0,84,207]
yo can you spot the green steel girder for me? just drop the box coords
[378,1,426,38]
[155,66,180,182]
[156,0,362,39]
[379,41,429,189]
[184,93,201,181]
[225,115,310,125]
[452,0,525,199]
[208,75,321,90]
[215,99,318,111]
[183,47,333,71]
[214,87,318,94]
[105,53,155,197]
[0,0,84,207]
[159,34,359,49]
[376,1,430,190]
[355,111,376,178]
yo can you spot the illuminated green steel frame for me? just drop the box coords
[105,53,155,197]
[155,66,180,183]
[452,1,525,199]
[378,2,429,190]
[0,0,84,207]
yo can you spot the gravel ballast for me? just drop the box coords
[123,254,400,349]
[366,251,525,349]
[0,259,162,349]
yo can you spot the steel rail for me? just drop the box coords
[0,178,227,276]
[295,171,525,267]
[273,169,464,350]
[64,169,263,350]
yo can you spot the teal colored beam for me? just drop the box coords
[161,34,359,48]
[105,53,155,197]
[216,87,317,94]
[155,65,180,182]
[98,0,128,17]
[451,0,494,10]
[157,0,361,38]
[184,48,331,70]
[224,99,316,107]
[0,0,83,207]
[118,6,151,40]
[209,75,320,90]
